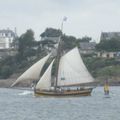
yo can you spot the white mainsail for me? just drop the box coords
[11,54,50,87]
[57,47,94,86]
[35,59,54,90]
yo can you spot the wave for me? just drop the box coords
[18,90,33,96]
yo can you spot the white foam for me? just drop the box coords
[18,90,33,95]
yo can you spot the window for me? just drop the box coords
[107,53,110,58]
[61,77,65,80]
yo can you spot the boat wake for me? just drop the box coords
[18,90,33,96]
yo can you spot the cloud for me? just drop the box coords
[0,0,120,42]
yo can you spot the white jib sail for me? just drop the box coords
[35,59,54,90]
[57,47,94,86]
[11,54,50,87]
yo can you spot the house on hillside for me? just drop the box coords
[97,52,116,58]
[97,32,120,59]
[97,51,120,59]
[0,29,17,49]
[79,42,96,54]
[100,32,120,41]
[40,36,59,54]
[0,28,17,59]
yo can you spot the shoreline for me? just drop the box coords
[0,79,15,88]
[0,79,120,88]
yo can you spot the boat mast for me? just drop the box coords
[54,17,67,90]
[54,34,62,90]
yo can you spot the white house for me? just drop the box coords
[0,29,17,49]
[97,52,116,58]
[79,42,96,54]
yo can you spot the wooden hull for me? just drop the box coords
[34,88,93,97]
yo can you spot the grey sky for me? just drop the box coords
[0,0,120,42]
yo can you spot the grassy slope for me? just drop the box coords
[82,56,120,85]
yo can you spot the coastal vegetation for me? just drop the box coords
[83,57,120,78]
[0,28,120,84]
[96,37,120,52]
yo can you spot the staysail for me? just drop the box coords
[11,54,50,87]
[57,47,94,86]
[35,59,55,90]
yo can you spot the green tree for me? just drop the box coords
[96,38,120,51]
[40,28,62,37]
[0,65,13,79]
[11,37,19,49]
[96,65,120,79]
[40,28,78,51]
[78,36,92,43]
[62,35,77,50]
[18,29,35,59]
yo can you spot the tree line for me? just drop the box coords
[1,27,120,79]
[0,28,80,78]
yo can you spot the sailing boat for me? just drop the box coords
[34,47,94,96]
[11,46,95,96]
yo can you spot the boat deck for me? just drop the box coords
[34,88,93,96]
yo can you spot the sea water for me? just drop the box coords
[0,87,120,120]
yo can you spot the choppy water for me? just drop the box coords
[0,87,120,120]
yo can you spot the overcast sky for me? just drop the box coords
[0,0,120,42]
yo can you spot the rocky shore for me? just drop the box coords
[0,79,15,88]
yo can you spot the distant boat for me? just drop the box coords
[11,38,95,97]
